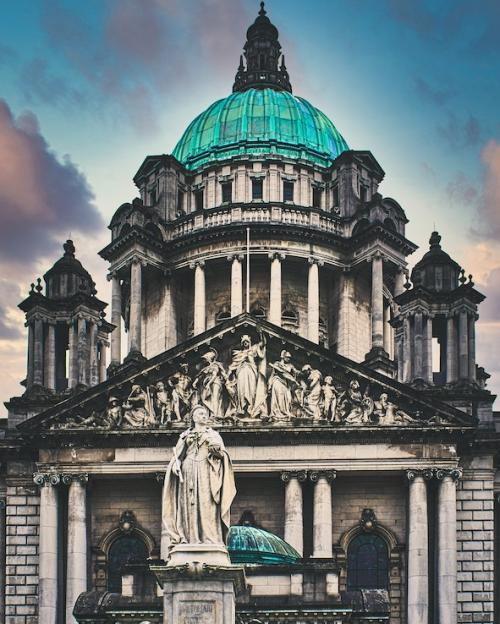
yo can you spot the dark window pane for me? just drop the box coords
[252,179,263,200]
[346,533,389,591]
[195,190,204,211]
[313,188,322,208]
[283,181,294,202]
[221,182,232,203]
[108,535,148,593]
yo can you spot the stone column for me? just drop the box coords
[446,314,457,383]
[35,473,59,624]
[68,320,77,389]
[436,469,460,624]
[65,475,88,624]
[406,470,429,624]
[468,314,476,381]
[307,258,321,343]
[46,322,56,390]
[33,316,44,385]
[403,316,411,382]
[281,471,306,556]
[458,310,469,380]
[310,470,336,559]
[424,315,433,383]
[269,252,283,326]
[27,322,34,387]
[371,253,384,350]
[192,261,206,335]
[413,311,423,379]
[77,316,87,386]
[110,273,122,366]
[383,304,392,356]
[394,267,406,297]
[129,259,143,355]
[98,341,107,383]
[89,321,98,386]
[229,254,243,317]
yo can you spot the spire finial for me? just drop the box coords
[259,1,266,16]
[63,239,76,258]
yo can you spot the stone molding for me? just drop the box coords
[406,467,462,482]
[33,472,89,486]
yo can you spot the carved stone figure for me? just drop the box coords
[155,382,172,426]
[341,379,374,424]
[300,364,323,419]
[193,348,228,419]
[168,363,193,421]
[375,392,417,426]
[227,333,267,419]
[122,384,155,428]
[106,396,123,428]
[162,405,236,550]
[269,350,300,421]
[322,376,339,422]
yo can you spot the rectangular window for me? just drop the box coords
[312,188,322,209]
[177,190,184,214]
[283,181,294,202]
[252,178,263,200]
[194,189,204,212]
[332,185,339,208]
[360,186,368,203]
[221,182,232,203]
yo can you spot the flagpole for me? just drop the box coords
[246,227,250,313]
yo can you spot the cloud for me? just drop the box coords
[39,0,250,133]
[414,77,454,107]
[470,140,500,240]
[437,113,481,149]
[0,99,103,269]
[19,58,85,108]
[0,43,16,66]
[0,280,22,341]
[446,172,478,206]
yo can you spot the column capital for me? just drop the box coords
[435,468,462,482]
[281,469,308,483]
[155,472,165,483]
[371,250,384,262]
[61,473,89,485]
[189,259,206,270]
[227,253,244,262]
[268,251,286,261]
[406,468,435,482]
[33,472,61,486]
[309,469,337,483]
[308,256,324,267]
[130,256,147,268]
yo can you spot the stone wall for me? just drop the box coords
[232,476,285,537]
[456,458,495,623]
[4,483,40,624]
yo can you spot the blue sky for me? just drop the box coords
[0,0,499,411]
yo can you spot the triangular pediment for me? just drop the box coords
[18,314,475,437]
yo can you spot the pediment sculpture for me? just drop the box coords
[46,327,445,431]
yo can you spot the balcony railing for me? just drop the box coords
[168,204,342,240]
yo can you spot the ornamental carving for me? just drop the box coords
[46,326,457,431]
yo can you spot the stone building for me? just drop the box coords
[1,4,499,624]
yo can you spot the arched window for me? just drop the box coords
[107,534,149,593]
[347,533,389,591]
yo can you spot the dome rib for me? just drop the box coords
[227,525,301,565]
[172,88,349,170]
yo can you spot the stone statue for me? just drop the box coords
[375,392,417,426]
[322,376,340,422]
[269,350,300,421]
[227,333,267,419]
[193,348,228,419]
[162,405,236,551]
[300,364,323,419]
[168,363,193,421]
[106,396,123,428]
[154,382,172,426]
[122,384,155,428]
[341,379,374,424]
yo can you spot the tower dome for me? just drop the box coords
[227,524,301,565]
[172,88,349,170]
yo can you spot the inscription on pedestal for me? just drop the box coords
[178,601,216,624]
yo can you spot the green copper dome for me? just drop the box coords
[227,524,301,565]
[172,88,349,170]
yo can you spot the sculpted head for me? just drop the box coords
[281,350,292,362]
[156,381,165,391]
[241,334,251,349]
[324,375,333,385]
[202,348,218,363]
[191,405,210,427]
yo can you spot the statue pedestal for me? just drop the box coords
[150,545,246,624]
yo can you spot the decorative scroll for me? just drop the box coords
[48,330,451,431]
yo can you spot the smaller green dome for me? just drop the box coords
[227,525,301,565]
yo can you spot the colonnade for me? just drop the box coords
[26,314,106,391]
[280,467,459,624]
[446,310,477,382]
[35,473,88,624]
